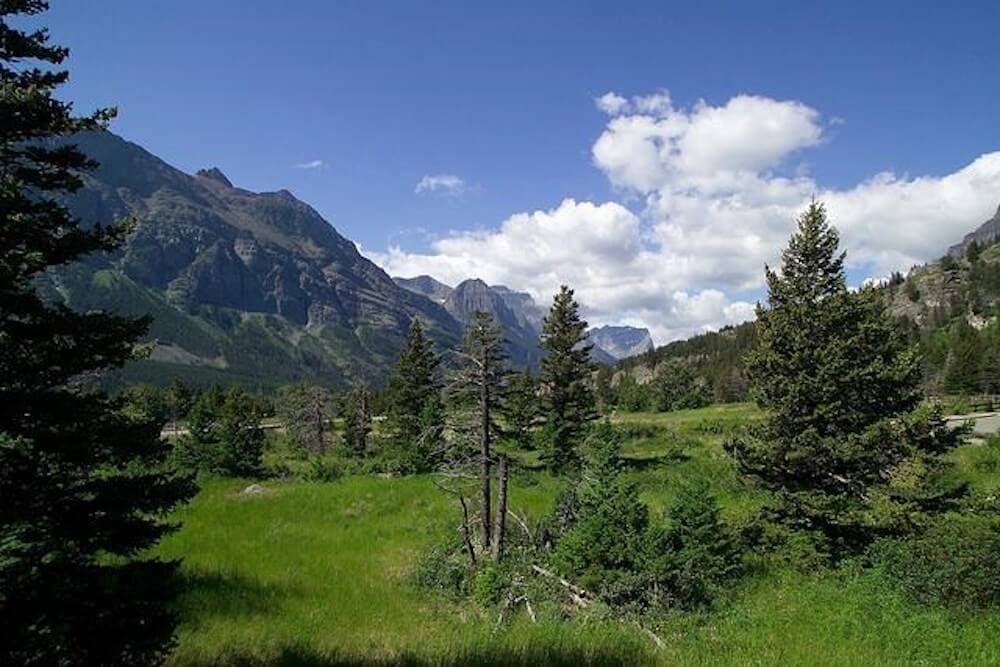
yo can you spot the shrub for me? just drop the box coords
[644,479,742,609]
[410,545,471,600]
[875,513,1000,610]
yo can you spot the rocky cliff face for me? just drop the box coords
[53,131,461,388]
[948,205,1000,257]
[393,275,453,303]
[443,279,542,366]
[588,325,655,361]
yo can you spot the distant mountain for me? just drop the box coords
[587,325,654,362]
[393,275,453,303]
[948,205,1000,257]
[443,279,542,367]
[47,130,461,389]
[489,285,546,336]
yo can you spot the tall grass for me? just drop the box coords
[160,405,1000,665]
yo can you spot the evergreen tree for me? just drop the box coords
[944,319,983,394]
[728,202,965,558]
[173,387,225,474]
[386,318,442,471]
[343,384,372,456]
[504,368,538,449]
[0,3,195,662]
[217,386,265,478]
[966,239,982,264]
[552,423,648,585]
[538,285,597,470]
[447,311,510,548]
[644,480,741,609]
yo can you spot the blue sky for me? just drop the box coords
[39,1,1000,341]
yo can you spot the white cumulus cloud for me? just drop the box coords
[293,159,324,169]
[369,91,1000,344]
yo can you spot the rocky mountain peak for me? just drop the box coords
[195,167,233,188]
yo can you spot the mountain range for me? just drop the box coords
[392,275,654,366]
[49,131,652,389]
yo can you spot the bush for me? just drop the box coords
[875,513,1000,610]
[410,545,471,600]
[644,479,743,609]
[303,455,342,482]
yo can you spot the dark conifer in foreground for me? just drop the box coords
[0,2,195,662]
[539,285,597,471]
[386,318,443,471]
[728,201,965,558]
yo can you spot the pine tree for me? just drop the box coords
[386,318,442,471]
[173,387,225,474]
[447,311,510,548]
[944,319,983,394]
[644,480,741,609]
[504,368,538,449]
[539,285,597,471]
[966,239,982,264]
[727,202,965,558]
[343,384,373,456]
[0,3,195,662]
[217,386,265,478]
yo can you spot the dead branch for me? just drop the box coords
[530,564,593,607]
[507,508,533,541]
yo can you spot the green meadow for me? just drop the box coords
[160,404,1000,665]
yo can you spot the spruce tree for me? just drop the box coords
[217,386,265,478]
[447,311,510,548]
[538,285,597,471]
[0,3,195,662]
[728,202,964,558]
[386,318,442,471]
[504,368,538,450]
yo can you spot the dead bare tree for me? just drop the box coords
[444,310,510,557]
[492,454,509,561]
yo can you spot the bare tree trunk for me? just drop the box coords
[480,354,492,547]
[492,455,508,561]
[459,495,476,565]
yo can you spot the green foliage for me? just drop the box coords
[875,513,1000,610]
[0,4,196,663]
[552,424,649,588]
[538,286,597,471]
[385,319,443,472]
[966,240,982,264]
[217,386,266,477]
[410,543,472,600]
[504,369,538,449]
[644,480,742,609]
[174,386,264,477]
[649,359,710,412]
[728,202,966,559]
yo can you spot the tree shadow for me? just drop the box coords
[176,569,301,621]
[176,644,651,667]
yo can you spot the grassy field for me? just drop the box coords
[160,404,1000,665]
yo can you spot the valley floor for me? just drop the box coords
[160,405,1000,666]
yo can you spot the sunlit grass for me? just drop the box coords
[160,403,1000,665]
